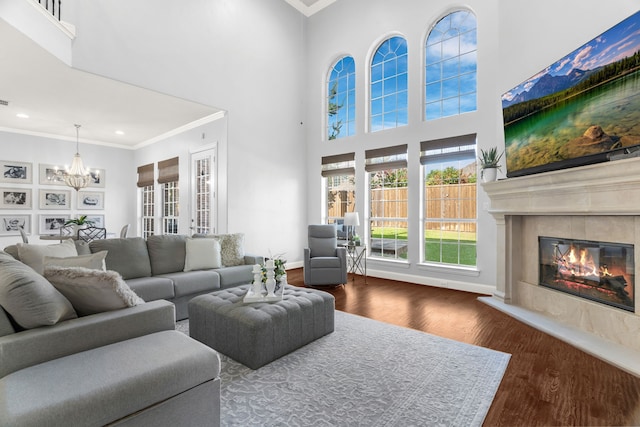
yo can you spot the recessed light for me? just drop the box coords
[115,130,125,135]
[16,113,29,119]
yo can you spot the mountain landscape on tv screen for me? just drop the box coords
[501,10,640,177]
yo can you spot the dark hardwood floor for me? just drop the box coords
[286,268,640,426]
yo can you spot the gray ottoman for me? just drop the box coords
[188,285,335,369]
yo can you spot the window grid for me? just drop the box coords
[141,184,154,239]
[163,181,179,235]
[326,174,356,223]
[425,10,477,120]
[422,146,477,266]
[327,56,356,140]
[194,157,211,234]
[370,36,408,132]
[369,168,408,260]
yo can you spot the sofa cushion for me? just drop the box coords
[125,276,175,302]
[16,240,78,275]
[217,264,255,289]
[89,238,151,279]
[194,233,245,266]
[157,270,221,297]
[0,251,77,329]
[146,234,187,275]
[44,266,144,316]
[44,251,108,271]
[0,330,220,427]
[310,257,342,268]
[184,237,222,271]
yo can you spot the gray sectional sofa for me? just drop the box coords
[0,251,221,426]
[0,232,263,426]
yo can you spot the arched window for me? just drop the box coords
[425,10,477,120]
[370,36,408,132]
[327,56,356,140]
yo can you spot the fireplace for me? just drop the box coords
[539,236,635,312]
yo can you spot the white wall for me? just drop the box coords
[68,0,308,261]
[0,131,135,247]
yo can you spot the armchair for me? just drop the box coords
[304,224,347,286]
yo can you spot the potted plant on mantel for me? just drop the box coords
[478,147,504,183]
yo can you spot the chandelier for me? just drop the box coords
[61,124,93,191]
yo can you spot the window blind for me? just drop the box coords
[321,152,355,177]
[420,134,476,165]
[364,144,408,172]
[136,163,154,188]
[157,157,179,184]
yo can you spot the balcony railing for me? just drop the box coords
[37,0,61,21]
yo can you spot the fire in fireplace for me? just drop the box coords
[538,236,635,312]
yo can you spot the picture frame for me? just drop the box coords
[0,214,31,236]
[39,163,66,185]
[0,188,32,209]
[77,191,104,210]
[39,214,70,235]
[0,160,33,184]
[88,168,106,188]
[82,214,105,228]
[39,189,71,210]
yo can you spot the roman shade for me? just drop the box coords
[157,157,179,184]
[420,134,476,164]
[321,152,355,177]
[364,144,408,172]
[136,163,154,188]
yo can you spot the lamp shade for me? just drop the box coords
[344,212,360,227]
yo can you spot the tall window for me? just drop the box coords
[137,163,155,238]
[425,10,477,120]
[370,36,408,132]
[421,135,477,266]
[322,153,356,226]
[327,56,356,140]
[141,185,155,239]
[158,157,179,235]
[366,145,408,260]
[192,152,214,234]
[162,182,179,234]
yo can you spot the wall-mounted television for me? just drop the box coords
[502,10,640,178]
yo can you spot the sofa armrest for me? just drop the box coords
[0,300,175,378]
[244,254,265,265]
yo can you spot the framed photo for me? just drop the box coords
[88,168,106,188]
[0,188,32,209]
[0,214,31,236]
[39,163,66,185]
[0,160,32,184]
[77,191,104,210]
[83,214,105,228]
[39,189,71,210]
[39,214,70,235]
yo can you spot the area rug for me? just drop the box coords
[176,311,510,427]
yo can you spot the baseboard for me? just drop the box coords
[365,268,495,295]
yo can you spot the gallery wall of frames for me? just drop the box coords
[0,160,106,237]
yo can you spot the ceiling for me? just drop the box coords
[0,18,222,149]
[0,0,335,149]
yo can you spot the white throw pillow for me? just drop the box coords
[184,237,222,271]
[44,251,108,271]
[44,266,144,316]
[17,240,78,275]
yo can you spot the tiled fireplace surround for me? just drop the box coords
[481,157,640,376]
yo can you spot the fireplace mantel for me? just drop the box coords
[481,157,640,376]
[483,156,640,216]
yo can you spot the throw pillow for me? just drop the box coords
[44,251,108,271]
[219,233,245,266]
[17,240,78,275]
[44,266,144,316]
[0,252,77,328]
[184,238,222,271]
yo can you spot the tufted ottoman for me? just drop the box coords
[188,285,335,369]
